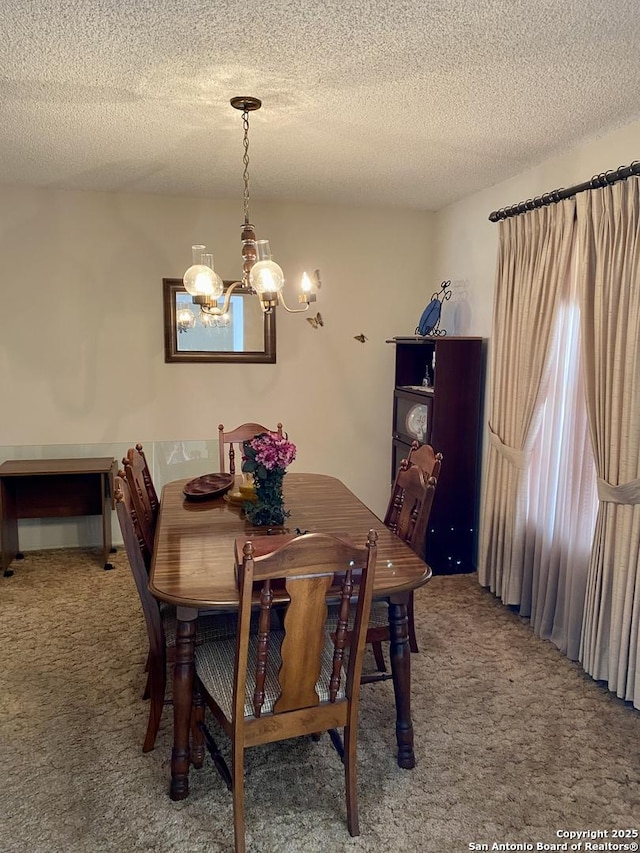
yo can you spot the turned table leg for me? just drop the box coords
[388,595,416,769]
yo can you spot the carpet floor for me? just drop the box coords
[0,548,638,853]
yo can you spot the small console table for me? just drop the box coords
[0,457,118,575]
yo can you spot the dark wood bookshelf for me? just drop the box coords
[388,336,483,574]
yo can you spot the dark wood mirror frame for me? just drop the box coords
[162,278,276,364]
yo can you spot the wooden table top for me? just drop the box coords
[150,472,432,609]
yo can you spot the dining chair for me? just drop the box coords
[385,442,442,561]
[114,473,238,752]
[218,422,284,476]
[121,443,159,557]
[193,529,378,853]
[368,447,441,663]
[394,441,442,653]
[330,443,442,680]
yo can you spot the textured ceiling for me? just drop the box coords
[1,0,639,211]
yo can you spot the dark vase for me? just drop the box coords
[243,468,289,526]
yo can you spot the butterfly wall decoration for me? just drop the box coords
[354,333,367,343]
[307,312,323,329]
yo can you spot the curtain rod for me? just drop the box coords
[488,159,640,222]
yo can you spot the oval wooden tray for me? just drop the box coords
[183,473,234,501]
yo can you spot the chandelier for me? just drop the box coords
[182,96,319,316]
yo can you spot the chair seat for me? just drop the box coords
[195,629,346,720]
[326,599,389,632]
[366,600,389,629]
[160,603,240,647]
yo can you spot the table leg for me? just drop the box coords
[0,479,19,576]
[170,611,197,800]
[388,595,416,769]
[101,473,114,570]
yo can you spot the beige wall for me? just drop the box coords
[0,186,434,538]
[5,116,636,552]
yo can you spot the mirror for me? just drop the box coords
[163,279,276,363]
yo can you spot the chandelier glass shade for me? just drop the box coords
[249,239,285,310]
[183,247,224,301]
[183,97,318,317]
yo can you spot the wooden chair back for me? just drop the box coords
[196,530,378,850]
[404,441,443,480]
[236,531,377,723]
[114,474,165,659]
[384,445,442,561]
[218,422,283,476]
[122,444,159,557]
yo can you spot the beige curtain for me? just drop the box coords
[479,200,576,603]
[577,177,640,709]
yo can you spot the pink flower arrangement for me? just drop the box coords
[241,431,296,525]
[242,432,297,475]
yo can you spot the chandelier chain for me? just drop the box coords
[242,109,251,223]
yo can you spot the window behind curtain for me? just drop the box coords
[519,258,598,659]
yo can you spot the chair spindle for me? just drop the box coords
[253,579,273,717]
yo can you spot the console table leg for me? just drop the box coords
[101,472,115,571]
[389,596,416,769]
[5,551,24,574]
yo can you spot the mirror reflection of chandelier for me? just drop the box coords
[183,96,319,317]
[201,311,230,328]
[176,304,230,334]
[176,305,196,333]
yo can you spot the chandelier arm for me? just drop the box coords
[276,291,312,314]
[199,280,243,316]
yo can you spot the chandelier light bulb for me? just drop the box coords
[250,261,285,295]
[300,272,312,293]
[249,240,285,296]
[183,247,224,299]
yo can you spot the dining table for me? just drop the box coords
[149,471,432,801]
